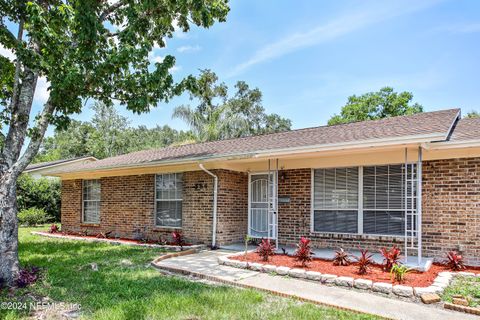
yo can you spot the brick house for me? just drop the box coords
[50,109,480,265]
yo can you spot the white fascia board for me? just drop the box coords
[427,139,480,150]
[24,157,98,173]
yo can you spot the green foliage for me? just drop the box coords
[466,110,480,118]
[1,0,230,132]
[0,227,380,320]
[328,87,424,125]
[173,69,292,142]
[17,174,60,221]
[390,264,410,283]
[35,103,191,161]
[442,276,480,307]
[17,208,50,226]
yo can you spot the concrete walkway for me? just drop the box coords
[152,250,477,320]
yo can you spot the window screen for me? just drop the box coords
[363,164,416,236]
[83,180,101,224]
[155,173,183,227]
[313,167,359,233]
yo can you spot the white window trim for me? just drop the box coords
[310,164,416,238]
[82,179,101,224]
[154,173,183,229]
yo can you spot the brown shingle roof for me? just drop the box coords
[54,108,460,173]
[449,117,480,141]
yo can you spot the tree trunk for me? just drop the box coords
[0,172,20,287]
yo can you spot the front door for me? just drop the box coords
[249,173,277,239]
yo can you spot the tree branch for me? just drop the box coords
[100,0,127,20]
[9,20,24,115]
[13,101,55,174]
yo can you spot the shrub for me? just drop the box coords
[256,239,275,261]
[356,249,374,275]
[380,245,401,271]
[17,174,61,222]
[16,266,41,288]
[390,264,410,283]
[18,208,49,226]
[333,248,351,266]
[294,237,314,267]
[49,224,59,233]
[172,231,185,246]
[445,251,466,271]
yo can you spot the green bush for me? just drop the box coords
[17,174,61,221]
[18,208,50,226]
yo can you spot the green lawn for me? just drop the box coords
[1,227,379,320]
[442,275,480,307]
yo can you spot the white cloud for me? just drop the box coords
[229,0,443,77]
[148,50,164,64]
[177,45,201,53]
[0,44,15,61]
[169,65,182,73]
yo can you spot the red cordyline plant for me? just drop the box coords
[294,237,314,267]
[380,245,401,271]
[445,251,466,271]
[256,239,275,261]
[172,231,185,247]
[333,248,351,266]
[49,224,59,234]
[356,248,374,275]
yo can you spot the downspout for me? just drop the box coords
[199,164,218,248]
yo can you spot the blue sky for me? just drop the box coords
[4,0,480,135]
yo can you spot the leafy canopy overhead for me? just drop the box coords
[328,87,424,126]
[35,102,191,162]
[0,0,230,133]
[173,69,291,142]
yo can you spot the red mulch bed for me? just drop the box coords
[43,231,192,246]
[232,252,480,287]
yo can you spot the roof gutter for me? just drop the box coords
[199,164,218,249]
[50,132,448,176]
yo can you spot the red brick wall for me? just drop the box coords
[60,169,247,246]
[216,170,248,245]
[422,158,480,265]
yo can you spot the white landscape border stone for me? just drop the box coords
[218,253,480,301]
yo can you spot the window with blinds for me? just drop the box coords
[312,164,417,236]
[155,173,183,228]
[83,180,101,224]
[363,164,416,236]
[312,167,359,233]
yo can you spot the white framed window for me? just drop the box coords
[82,179,101,224]
[312,167,359,233]
[155,173,183,228]
[312,164,416,236]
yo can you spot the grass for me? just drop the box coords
[442,275,480,307]
[0,227,380,320]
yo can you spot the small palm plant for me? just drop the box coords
[356,248,374,275]
[294,237,314,267]
[333,248,351,266]
[390,264,411,283]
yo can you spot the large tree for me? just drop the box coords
[466,110,480,118]
[173,69,291,141]
[0,0,229,286]
[36,104,191,161]
[328,87,424,125]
